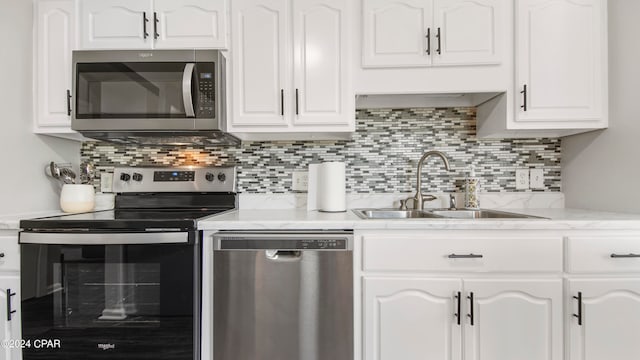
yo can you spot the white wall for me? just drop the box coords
[562,1,640,213]
[0,0,80,216]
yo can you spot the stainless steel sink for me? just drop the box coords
[428,209,546,219]
[353,208,547,219]
[352,209,445,219]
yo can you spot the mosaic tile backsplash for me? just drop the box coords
[81,108,561,194]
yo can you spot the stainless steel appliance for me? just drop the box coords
[212,231,353,360]
[71,50,239,145]
[19,166,237,360]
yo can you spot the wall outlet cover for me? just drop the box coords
[100,172,114,193]
[292,171,309,191]
[515,168,530,190]
[530,168,545,189]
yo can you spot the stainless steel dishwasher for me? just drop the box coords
[212,231,353,360]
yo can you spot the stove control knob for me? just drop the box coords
[132,173,143,182]
[205,172,215,182]
[217,173,226,182]
[120,173,131,182]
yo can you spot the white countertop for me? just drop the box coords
[0,211,65,231]
[198,208,640,231]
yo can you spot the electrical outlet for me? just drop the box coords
[515,169,530,190]
[292,171,309,191]
[100,172,114,193]
[530,168,545,189]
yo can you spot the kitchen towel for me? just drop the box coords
[317,161,346,212]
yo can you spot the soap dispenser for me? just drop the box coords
[465,166,480,209]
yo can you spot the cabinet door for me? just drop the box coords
[362,0,433,67]
[363,277,462,360]
[35,0,76,129]
[0,275,21,360]
[229,0,289,128]
[292,0,352,127]
[516,0,606,123]
[432,0,502,65]
[464,279,563,360]
[80,0,153,49]
[154,0,227,49]
[568,279,640,360]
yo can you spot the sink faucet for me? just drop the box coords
[411,150,451,210]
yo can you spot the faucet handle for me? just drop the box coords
[449,194,457,210]
[399,199,407,210]
[399,197,413,210]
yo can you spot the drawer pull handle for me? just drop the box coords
[573,292,583,326]
[448,253,483,259]
[0,253,4,258]
[610,253,640,258]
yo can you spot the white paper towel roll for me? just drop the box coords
[317,162,346,212]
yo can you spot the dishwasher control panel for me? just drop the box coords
[298,239,346,249]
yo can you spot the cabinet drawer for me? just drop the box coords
[0,236,19,272]
[362,232,563,273]
[567,235,640,273]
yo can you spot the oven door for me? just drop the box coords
[19,231,200,360]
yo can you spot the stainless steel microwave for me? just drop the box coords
[71,50,239,145]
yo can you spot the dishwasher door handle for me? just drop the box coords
[265,250,302,261]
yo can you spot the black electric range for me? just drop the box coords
[18,166,237,360]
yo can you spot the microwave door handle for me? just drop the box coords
[182,63,196,118]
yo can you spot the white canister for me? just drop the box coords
[60,184,95,213]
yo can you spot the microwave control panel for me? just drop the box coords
[196,63,215,118]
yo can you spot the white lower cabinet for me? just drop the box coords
[0,232,21,360]
[464,279,563,360]
[0,275,21,360]
[364,277,462,360]
[567,279,640,360]
[363,277,562,360]
[359,230,564,360]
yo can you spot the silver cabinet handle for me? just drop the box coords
[182,63,196,117]
[611,253,640,258]
[448,253,483,259]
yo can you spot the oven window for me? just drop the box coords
[75,62,190,119]
[21,243,197,360]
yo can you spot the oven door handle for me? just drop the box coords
[182,63,196,118]
[19,232,190,245]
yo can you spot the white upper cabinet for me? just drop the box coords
[230,0,289,127]
[362,0,433,67]
[79,0,228,49]
[154,0,227,49]
[228,0,354,138]
[432,0,502,66]
[568,279,640,360]
[292,0,351,126]
[515,0,607,125]
[80,0,153,49]
[362,0,502,67]
[34,0,83,140]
